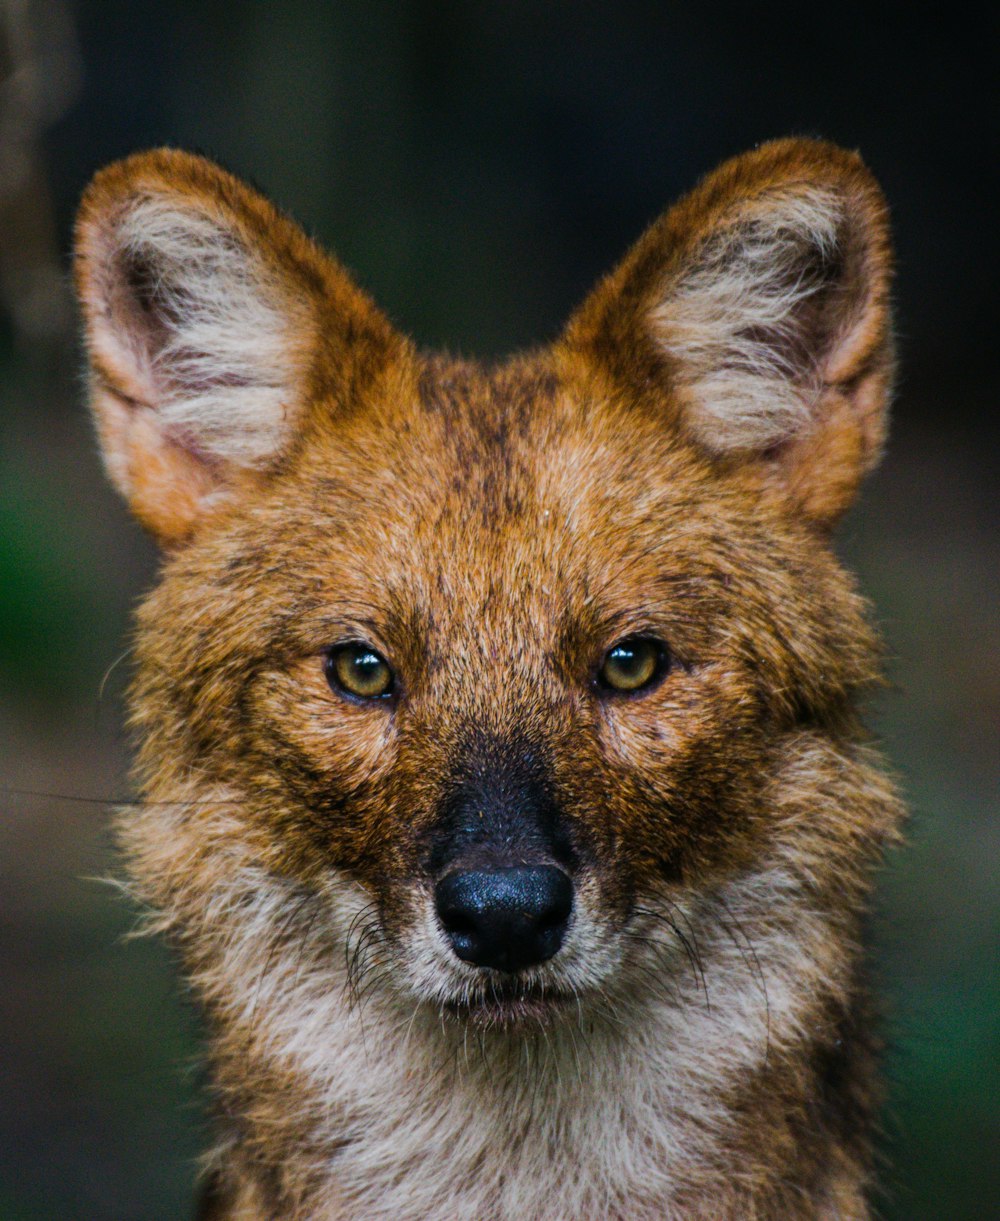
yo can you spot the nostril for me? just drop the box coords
[434,866,574,973]
[538,906,568,933]
[538,875,572,927]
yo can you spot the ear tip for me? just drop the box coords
[81,145,225,187]
[73,148,277,305]
[75,149,200,259]
[727,136,892,229]
[739,135,875,180]
[77,148,233,223]
[687,138,894,300]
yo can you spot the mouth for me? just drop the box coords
[441,980,576,1030]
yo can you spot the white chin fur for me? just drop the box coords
[191,860,830,1219]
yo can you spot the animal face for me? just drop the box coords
[75,140,893,1036]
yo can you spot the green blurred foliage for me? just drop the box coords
[0,464,102,703]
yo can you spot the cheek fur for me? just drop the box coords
[592,664,769,882]
[280,657,399,780]
[235,660,403,878]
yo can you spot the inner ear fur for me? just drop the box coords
[561,138,895,526]
[74,149,403,545]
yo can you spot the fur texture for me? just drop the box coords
[75,139,903,1219]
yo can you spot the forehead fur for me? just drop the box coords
[147,348,877,717]
[202,352,728,610]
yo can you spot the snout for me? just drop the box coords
[435,865,573,972]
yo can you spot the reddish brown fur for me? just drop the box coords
[75,140,904,1219]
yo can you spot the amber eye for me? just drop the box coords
[324,643,395,701]
[597,636,668,694]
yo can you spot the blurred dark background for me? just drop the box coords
[1,2,996,1217]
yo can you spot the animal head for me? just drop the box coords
[75,139,893,1030]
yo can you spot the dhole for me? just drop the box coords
[75,138,904,1219]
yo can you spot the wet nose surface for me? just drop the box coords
[435,866,573,972]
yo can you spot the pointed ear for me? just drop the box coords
[562,139,895,526]
[74,149,403,545]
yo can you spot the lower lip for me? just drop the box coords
[443,990,574,1029]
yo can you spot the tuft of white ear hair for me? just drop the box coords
[91,195,308,467]
[652,185,846,453]
[76,149,405,543]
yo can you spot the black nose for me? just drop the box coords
[435,866,573,972]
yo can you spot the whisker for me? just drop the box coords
[97,647,133,706]
[1,787,252,811]
[715,892,771,1065]
[662,898,712,1014]
[633,904,711,1013]
[248,889,316,1040]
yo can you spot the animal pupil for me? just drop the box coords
[325,643,395,700]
